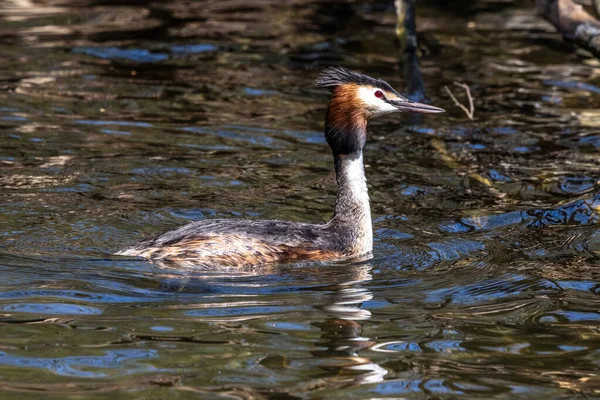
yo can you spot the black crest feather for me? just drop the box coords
[314,66,398,94]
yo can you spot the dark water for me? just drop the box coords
[1,0,600,398]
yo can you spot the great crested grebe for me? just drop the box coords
[117,67,444,267]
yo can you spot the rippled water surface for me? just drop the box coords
[2,0,600,398]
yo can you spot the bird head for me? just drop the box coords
[314,67,444,155]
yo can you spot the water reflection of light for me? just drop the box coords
[578,110,600,127]
[1,0,65,20]
[0,349,158,378]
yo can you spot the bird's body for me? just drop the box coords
[117,67,444,268]
[118,152,373,267]
[118,219,351,266]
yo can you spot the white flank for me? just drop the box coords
[115,248,143,257]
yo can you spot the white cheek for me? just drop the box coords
[356,87,397,114]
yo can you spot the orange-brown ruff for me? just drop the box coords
[117,67,444,268]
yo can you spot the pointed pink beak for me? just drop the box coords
[392,100,445,114]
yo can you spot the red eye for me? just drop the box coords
[374,90,384,99]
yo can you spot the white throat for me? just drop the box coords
[332,153,373,256]
[339,154,369,206]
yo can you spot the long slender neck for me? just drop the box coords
[329,152,373,256]
[323,92,373,256]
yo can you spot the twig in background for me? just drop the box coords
[444,82,475,120]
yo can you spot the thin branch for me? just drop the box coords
[456,82,475,119]
[444,82,475,120]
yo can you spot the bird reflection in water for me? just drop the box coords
[311,263,388,386]
[151,261,388,388]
